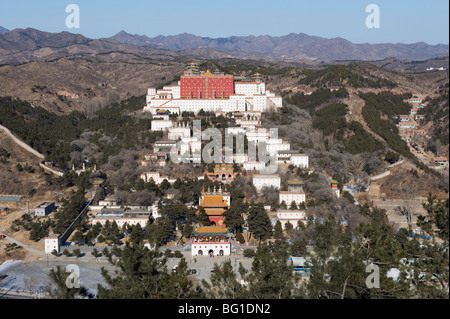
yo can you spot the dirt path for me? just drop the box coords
[0,124,44,160]
[344,92,389,147]
[1,234,44,259]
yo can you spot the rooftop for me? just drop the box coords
[0,195,23,202]
[287,179,304,185]
[194,226,229,235]
[253,174,280,178]
[199,195,229,208]
[37,202,54,208]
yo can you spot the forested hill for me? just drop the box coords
[0,95,161,169]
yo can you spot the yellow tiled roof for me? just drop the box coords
[194,226,228,234]
[199,195,228,208]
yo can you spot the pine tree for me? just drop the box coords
[129,223,144,245]
[97,243,200,299]
[48,265,90,299]
[223,199,245,234]
[245,243,297,299]
[290,201,298,210]
[201,259,248,299]
[247,203,272,245]
[273,220,285,240]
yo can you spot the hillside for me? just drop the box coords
[0,58,185,113]
[0,128,74,201]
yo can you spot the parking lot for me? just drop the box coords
[164,251,254,283]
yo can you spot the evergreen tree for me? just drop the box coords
[290,201,298,210]
[146,218,175,247]
[223,199,245,234]
[245,243,297,299]
[285,221,294,232]
[195,207,211,226]
[97,243,200,299]
[48,265,90,299]
[235,229,245,244]
[91,248,99,258]
[273,220,285,240]
[129,223,144,245]
[162,258,198,299]
[247,203,272,245]
[201,260,248,299]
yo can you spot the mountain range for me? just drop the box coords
[109,30,449,62]
[0,27,448,65]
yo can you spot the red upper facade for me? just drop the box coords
[180,70,234,99]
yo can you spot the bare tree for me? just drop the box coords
[23,276,38,295]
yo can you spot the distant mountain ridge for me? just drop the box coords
[0,27,448,65]
[109,30,449,62]
[0,26,9,33]
[0,28,182,65]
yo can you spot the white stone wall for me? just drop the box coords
[279,192,306,207]
[291,155,309,168]
[277,211,306,229]
[192,242,231,256]
[151,120,173,131]
[253,174,281,190]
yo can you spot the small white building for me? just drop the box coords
[243,161,266,172]
[140,172,175,185]
[35,202,56,217]
[153,140,178,153]
[277,210,306,229]
[191,227,231,257]
[279,191,306,208]
[226,127,247,136]
[291,154,309,168]
[253,174,281,191]
[98,196,117,206]
[398,122,416,129]
[414,114,426,121]
[264,138,291,155]
[233,153,248,164]
[168,124,191,140]
[246,128,270,143]
[235,118,261,130]
[433,157,449,166]
[398,115,411,122]
[151,120,173,131]
[45,236,61,254]
[89,211,152,228]
[153,114,170,121]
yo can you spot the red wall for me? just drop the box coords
[209,216,226,228]
[180,75,234,98]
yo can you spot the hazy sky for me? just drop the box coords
[0,0,448,44]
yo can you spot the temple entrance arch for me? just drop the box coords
[198,250,203,256]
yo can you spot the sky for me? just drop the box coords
[0,0,448,44]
